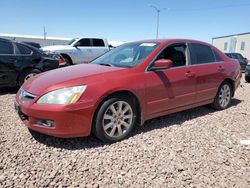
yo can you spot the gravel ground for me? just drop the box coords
[0,77,249,188]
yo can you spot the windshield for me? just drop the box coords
[91,42,160,68]
[65,38,78,45]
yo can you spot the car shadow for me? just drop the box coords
[30,98,242,150]
[0,87,19,95]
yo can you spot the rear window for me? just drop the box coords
[16,43,32,55]
[0,41,14,55]
[212,49,222,62]
[190,43,215,64]
[92,39,105,47]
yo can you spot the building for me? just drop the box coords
[0,33,70,47]
[0,33,124,47]
[212,32,250,60]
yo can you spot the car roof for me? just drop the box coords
[134,39,212,46]
[0,37,12,42]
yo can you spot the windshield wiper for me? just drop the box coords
[99,63,114,67]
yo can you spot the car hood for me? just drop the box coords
[23,64,125,95]
[41,45,73,51]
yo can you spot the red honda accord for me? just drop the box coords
[15,39,241,142]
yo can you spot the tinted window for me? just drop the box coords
[16,43,32,55]
[157,44,187,67]
[0,41,14,55]
[190,43,215,64]
[78,39,91,47]
[92,39,105,47]
[235,54,243,59]
[212,49,222,62]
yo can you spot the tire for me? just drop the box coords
[245,76,250,83]
[211,81,232,110]
[19,69,41,85]
[93,95,137,143]
[61,55,72,66]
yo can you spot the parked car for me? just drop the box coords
[22,41,41,49]
[0,38,61,87]
[15,39,241,143]
[225,53,248,71]
[41,37,110,65]
[245,63,250,82]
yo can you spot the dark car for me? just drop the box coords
[22,41,41,49]
[245,63,250,82]
[0,38,60,88]
[225,53,248,71]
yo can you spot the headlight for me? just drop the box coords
[37,85,87,105]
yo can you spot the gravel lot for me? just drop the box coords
[0,76,249,188]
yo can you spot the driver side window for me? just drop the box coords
[77,39,91,47]
[157,44,187,67]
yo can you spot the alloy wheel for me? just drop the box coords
[24,73,37,81]
[102,101,133,138]
[218,84,231,108]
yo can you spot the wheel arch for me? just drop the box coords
[60,53,73,65]
[92,90,143,131]
[221,78,235,97]
[17,68,42,85]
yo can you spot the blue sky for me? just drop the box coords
[1,0,250,43]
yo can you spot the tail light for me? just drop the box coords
[59,57,66,65]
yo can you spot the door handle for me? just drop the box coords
[218,66,224,72]
[185,71,195,78]
[9,58,19,63]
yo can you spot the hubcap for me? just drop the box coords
[103,101,133,138]
[24,73,37,81]
[219,84,231,108]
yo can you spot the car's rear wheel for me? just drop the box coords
[245,76,250,83]
[211,81,232,110]
[93,95,137,143]
[19,69,41,85]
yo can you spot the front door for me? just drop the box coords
[75,38,93,63]
[145,43,196,116]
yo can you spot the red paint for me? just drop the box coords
[16,39,241,138]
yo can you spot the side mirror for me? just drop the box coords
[150,59,173,71]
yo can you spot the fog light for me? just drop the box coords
[37,119,55,127]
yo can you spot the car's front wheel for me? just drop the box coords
[211,81,232,110]
[93,95,137,143]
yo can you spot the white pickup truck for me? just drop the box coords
[41,38,110,65]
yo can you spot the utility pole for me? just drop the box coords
[149,5,166,39]
[43,26,47,40]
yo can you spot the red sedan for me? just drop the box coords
[15,39,241,142]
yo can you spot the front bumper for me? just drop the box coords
[15,94,95,138]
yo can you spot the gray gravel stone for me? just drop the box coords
[0,76,250,187]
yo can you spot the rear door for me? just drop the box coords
[145,43,196,116]
[0,40,21,86]
[188,43,224,103]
